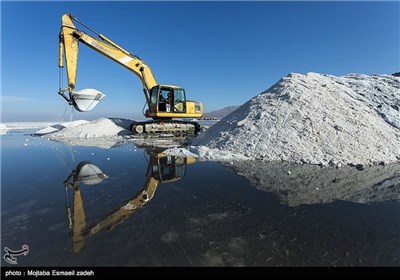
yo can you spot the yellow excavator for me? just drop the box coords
[63,147,197,252]
[58,13,203,135]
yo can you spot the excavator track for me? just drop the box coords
[130,120,201,135]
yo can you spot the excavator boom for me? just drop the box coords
[59,14,156,109]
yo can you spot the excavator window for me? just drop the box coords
[173,89,186,113]
[150,86,187,113]
[150,156,175,181]
[158,89,172,112]
[150,87,158,104]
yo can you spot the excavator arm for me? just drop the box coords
[58,13,157,109]
[64,149,198,253]
[69,176,159,252]
[64,162,160,253]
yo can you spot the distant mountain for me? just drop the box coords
[203,105,240,120]
[392,72,400,77]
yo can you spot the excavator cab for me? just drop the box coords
[147,85,188,116]
[149,152,193,182]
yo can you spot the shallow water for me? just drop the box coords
[1,129,399,267]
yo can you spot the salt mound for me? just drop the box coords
[192,73,400,166]
[43,118,131,139]
[35,120,89,135]
[36,118,133,148]
[0,124,8,135]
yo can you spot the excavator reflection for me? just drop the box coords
[63,147,197,252]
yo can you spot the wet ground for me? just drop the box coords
[1,128,399,267]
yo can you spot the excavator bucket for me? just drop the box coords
[74,161,108,185]
[71,88,106,112]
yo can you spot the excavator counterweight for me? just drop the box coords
[58,13,203,135]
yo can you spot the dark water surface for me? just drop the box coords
[1,129,399,267]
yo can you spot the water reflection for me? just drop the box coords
[224,161,400,206]
[64,147,197,252]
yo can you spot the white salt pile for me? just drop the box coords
[37,118,132,148]
[35,120,89,135]
[38,118,131,138]
[0,123,8,135]
[191,73,400,166]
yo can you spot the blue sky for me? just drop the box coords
[1,1,399,121]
